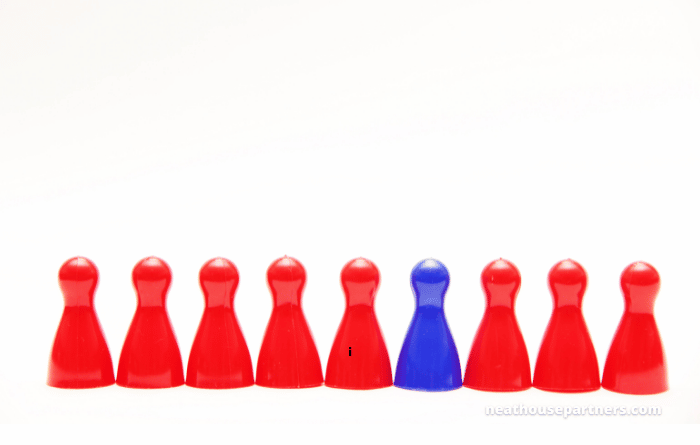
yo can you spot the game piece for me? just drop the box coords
[602,262,668,394]
[395,259,462,391]
[186,258,254,389]
[47,257,115,388]
[116,257,184,388]
[256,256,323,388]
[463,259,531,391]
[533,259,600,392]
[325,258,392,390]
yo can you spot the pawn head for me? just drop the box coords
[481,258,521,308]
[341,257,380,306]
[621,261,660,314]
[132,256,172,307]
[199,257,240,308]
[548,259,587,308]
[411,258,450,307]
[267,256,306,306]
[59,256,98,307]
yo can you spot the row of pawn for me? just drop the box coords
[48,256,668,395]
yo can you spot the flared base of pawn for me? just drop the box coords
[186,380,254,390]
[602,382,668,395]
[325,381,393,390]
[116,380,185,389]
[47,377,115,389]
[255,381,324,389]
[394,383,462,392]
[464,382,532,392]
[533,384,601,393]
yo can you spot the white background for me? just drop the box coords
[1,0,699,435]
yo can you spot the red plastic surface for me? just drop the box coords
[463,259,531,391]
[186,258,254,389]
[533,259,600,392]
[256,256,323,388]
[48,257,115,388]
[325,258,392,390]
[116,257,184,388]
[602,262,668,394]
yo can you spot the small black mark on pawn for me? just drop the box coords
[349,347,352,357]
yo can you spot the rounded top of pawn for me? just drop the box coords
[200,257,239,307]
[200,257,239,285]
[482,258,520,285]
[411,258,449,284]
[132,257,172,306]
[59,256,98,283]
[549,259,586,285]
[341,258,380,306]
[58,257,98,306]
[341,258,379,284]
[411,259,450,307]
[267,256,306,282]
[548,259,587,307]
[481,258,520,307]
[621,261,660,287]
[267,256,306,305]
[621,261,660,313]
[133,256,171,282]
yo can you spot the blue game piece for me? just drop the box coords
[394,259,462,391]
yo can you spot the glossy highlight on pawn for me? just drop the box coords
[47,256,668,395]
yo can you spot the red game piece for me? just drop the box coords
[325,258,392,390]
[116,257,184,388]
[48,257,115,388]
[186,258,254,389]
[256,256,323,388]
[602,262,668,394]
[533,259,600,392]
[463,259,531,391]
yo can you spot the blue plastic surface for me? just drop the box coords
[394,259,462,391]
